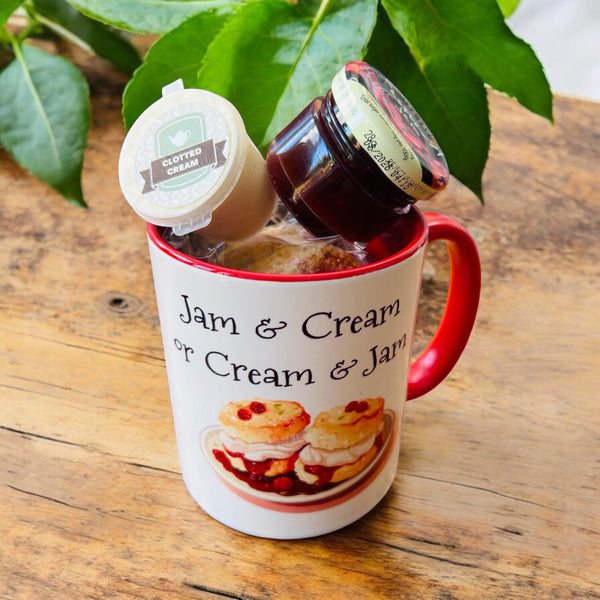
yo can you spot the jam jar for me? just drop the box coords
[266,61,449,243]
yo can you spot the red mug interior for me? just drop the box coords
[146,205,428,282]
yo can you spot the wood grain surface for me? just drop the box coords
[1,58,599,599]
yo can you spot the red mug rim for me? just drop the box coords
[146,206,428,282]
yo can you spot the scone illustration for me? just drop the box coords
[296,397,385,487]
[208,397,389,499]
[213,399,310,493]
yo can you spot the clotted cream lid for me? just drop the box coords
[118,79,247,235]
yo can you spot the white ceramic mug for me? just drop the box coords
[146,207,480,539]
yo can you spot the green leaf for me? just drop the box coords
[32,0,141,74]
[122,10,229,129]
[196,0,379,151]
[366,10,490,199]
[1,1,24,27]
[381,0,553,122]
[496,0,520,18]
[0,44,90,206]
[64,0,242,34]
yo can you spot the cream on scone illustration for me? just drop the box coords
[211,397,386,496]
[296,397,385,486]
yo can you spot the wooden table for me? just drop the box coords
[2,60,599,598]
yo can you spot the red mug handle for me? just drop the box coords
[407,212,481,400]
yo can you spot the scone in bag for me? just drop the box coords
[220,221,368,274]
[164,219,369,274]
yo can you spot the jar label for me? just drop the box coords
[139,113,226,196]
[332,70,436,200]
[132,101,232,210]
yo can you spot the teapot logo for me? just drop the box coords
[169,129,192,147]
[139,113,227,194]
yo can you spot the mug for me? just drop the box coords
[146,207,480,539]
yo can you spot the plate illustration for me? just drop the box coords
[201,401,397,513]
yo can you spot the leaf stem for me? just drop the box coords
[27,9,93,54]
[2,24,19,47]
[10,7,44,44]
[0,26,10,45]
[313,0,331,24]
[8,37,64,171]
[292,0,333,81]
[306,0,332,48]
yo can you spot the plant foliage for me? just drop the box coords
[0,0,552,206]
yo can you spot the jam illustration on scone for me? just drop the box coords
[213,399,311,493]
[211,397,387,496]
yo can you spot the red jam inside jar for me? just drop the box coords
[266,61,449,243]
